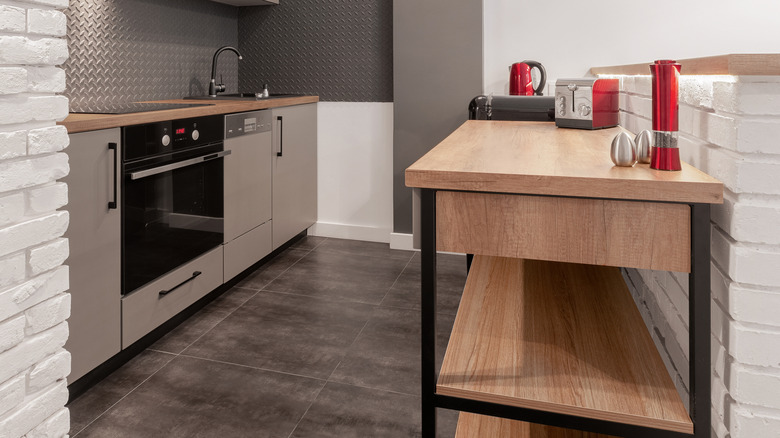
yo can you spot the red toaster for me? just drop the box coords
[554,78,619,129]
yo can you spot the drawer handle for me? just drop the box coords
[159,271,202,297]
[108,142,118,209]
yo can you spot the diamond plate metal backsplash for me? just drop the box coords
[64,0,239,112]
[238,0,393,102]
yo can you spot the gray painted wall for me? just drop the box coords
[64,0,238,112]
[393,0,483,234]
[238,0,393,102]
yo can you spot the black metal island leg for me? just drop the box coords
[421,189,438,437]
[690,203,712,438]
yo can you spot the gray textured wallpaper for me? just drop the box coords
[64,0,239,112]
[238,0,393,102]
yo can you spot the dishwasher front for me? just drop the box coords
[223,110,273,279]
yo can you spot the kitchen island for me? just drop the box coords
[405,121,723,437]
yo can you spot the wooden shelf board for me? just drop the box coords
[590,53,780,76]
[405,121,723,205]
[438,256,693,434]
[455,413,614,438]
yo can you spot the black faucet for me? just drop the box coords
[209,46,243,97]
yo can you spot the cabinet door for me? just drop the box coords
[272,104,318,249]
[63,128,122,382]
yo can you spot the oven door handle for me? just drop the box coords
[129,150,232,180]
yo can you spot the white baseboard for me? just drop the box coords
[389,233,416,251]
[309,222,391,243]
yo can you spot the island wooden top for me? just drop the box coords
[405,121,723,204]
[59,96,319,133]
[591,53,780,76]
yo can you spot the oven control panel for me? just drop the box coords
[123,115,224,161]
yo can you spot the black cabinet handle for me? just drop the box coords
[159,271,201,297]
[108,142,118,209]
[276,116,283,157]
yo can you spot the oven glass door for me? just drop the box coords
[122,143,225,294]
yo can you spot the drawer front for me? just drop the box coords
[224,220,272,281]
[121,246,224,347]
[436,191,691,272]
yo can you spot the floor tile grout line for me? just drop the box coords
[323,306,374,384]
[377,250,418,307]
[175,237,326,355]
[176,353,330,383]
[286,379,328,438]
[254,287,384,306]
[70,351,178,437]
[232,235,324,292]
[322,379,423,399]
[175,288,262,354]
[253,236,324,291]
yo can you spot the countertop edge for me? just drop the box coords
[59,96,319,133]
[405,169,724,205]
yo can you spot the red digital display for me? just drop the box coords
[175,128,186,135]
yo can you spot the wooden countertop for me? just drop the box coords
[590,53,780,76]
[439,256,694,434]
[59,96,319,133]
[405,121,723,204]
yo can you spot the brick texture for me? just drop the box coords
[608,74,780,437]
[0,0,71,436]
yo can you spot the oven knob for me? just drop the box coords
[192,129,200,141]
[161,134,171,147]
[578,104,591,117]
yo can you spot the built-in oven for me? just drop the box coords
[121,115,229,295]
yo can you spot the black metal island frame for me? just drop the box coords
[405,121,724,438]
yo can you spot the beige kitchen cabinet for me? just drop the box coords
[271,103,317,250]
[63,128,122,382]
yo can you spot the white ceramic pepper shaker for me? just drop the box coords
[635,130,653,164]
[610,132,637,167]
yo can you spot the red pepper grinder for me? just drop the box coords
[650,60,682,171]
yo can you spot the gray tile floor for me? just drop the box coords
[68,237,467,437]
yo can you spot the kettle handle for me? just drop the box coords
[521,60,547,96]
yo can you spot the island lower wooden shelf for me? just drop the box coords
[438,256,693,435]
[455,413,614,438]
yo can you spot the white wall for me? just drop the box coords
[484,0,780,94]
[615,74,780,438]
[311,102,394,243]
[0,0,72,436]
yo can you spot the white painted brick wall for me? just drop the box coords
[0,0,70,436]
[608,73,780,438]
[27,9,66,37]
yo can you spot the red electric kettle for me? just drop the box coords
[509,60,547,96]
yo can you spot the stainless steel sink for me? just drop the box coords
[184,93,303,100]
